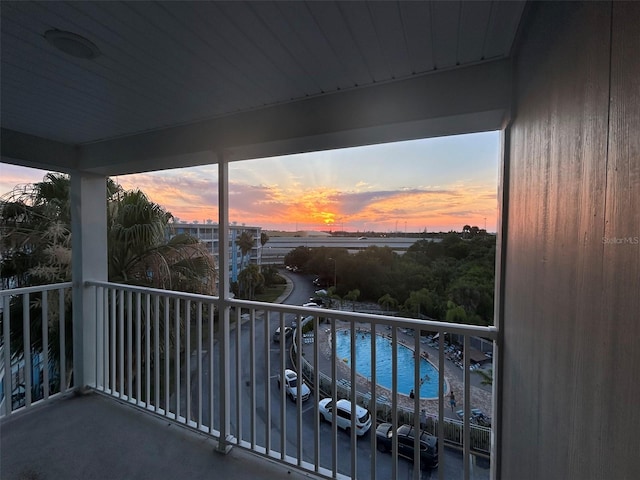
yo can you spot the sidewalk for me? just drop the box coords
[300,318,492,422]
[273,270,294,304]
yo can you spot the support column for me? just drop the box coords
[71,171,107,390]
[491,127,511,480]
[216,152,233,453]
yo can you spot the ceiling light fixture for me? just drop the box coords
[44,29,101,60]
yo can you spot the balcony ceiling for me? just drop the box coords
[0,1,526,174]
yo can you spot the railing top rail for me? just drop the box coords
[232,298,496,338]
[0,282,72,296]
[85,280,221,303]
[86,280,497,339]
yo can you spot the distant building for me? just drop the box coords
[167,222,262,284]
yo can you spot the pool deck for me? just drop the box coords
[300,318,493,422]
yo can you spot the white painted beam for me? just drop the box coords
[1,129,77,173]
[76,59,511,176]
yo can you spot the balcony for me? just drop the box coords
[1,282,496,480]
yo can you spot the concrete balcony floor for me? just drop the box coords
[1,393,316,480]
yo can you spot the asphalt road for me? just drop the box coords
[189,270,490,479]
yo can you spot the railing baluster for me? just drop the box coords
[264,309,271,454]
[208,304,214,433]
[118,290,124,399]
[3,295,11,416]
[111,289,116,395]
[413,330,421,477]
[59,287,67,394]
[42,290,49,401]
[186,299,191,424]
[249,309,256,448]
[279,312,286,460]
[95,286,104,392]
[100,287,111,393]
[154,295,160,413]
[438,330,446,480]
[463,334,471,480]
[217,301,231,452]
[313,314,320,473]
[164,296,170,416]
[197,301,202,429]
[136,291,141,403]
[235,307,242,442]
[174,297,180,420]
[127,291,132,400]
[370,322,377,479]
[330,317,337,477]
[145,293,151,408]
[23,293,32,408]
[391,325,398,479]
[350,321,357,479]
[295,314,303,466]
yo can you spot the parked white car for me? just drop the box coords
[318,398,372,436]
[272,326,292,343]
[277,369,311,402]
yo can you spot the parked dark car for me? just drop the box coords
[375,423,439,469]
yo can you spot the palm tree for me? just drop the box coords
[237,231,254,269]
[344,288,360,311]
[327,286,342,309]
[0,173,77,288]
[108,189,216,294]
[1,174,80,381]
[474,368,493,386]
[260,232,269,246]
[0,173,217,393]
[377,293,398,312]
[238,263,263,300]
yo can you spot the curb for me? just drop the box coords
[273,269,294,304]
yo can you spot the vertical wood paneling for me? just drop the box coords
[503,1,640,479]
[602,2,640,478]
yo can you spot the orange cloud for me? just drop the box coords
[116,172,497,233]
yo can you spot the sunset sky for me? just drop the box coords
[0,131,500,233]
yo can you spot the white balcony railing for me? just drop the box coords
[1,281,497,480]
[1,282,72,416]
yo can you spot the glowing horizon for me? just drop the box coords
[0,132,500,233]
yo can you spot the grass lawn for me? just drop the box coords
[254,283,287,303]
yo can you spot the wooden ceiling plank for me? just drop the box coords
[250,1,326,93]
[217,1,313,99]
[337,1,390,82]
[366,1,412,80]
[484,1,527,59]
[197,1,299,103]
[275,1,354,91]
[305,0,373,88]
[432,1,461,69]
[399,1,435,74]
[458,1,493,64]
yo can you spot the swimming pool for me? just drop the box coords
[335,330,442,399]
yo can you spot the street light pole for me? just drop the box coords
[329,257,337,291]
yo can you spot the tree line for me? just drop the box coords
[284,233,496,326]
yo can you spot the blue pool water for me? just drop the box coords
[335,330,441,398]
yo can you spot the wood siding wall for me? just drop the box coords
[501,2,640,479]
